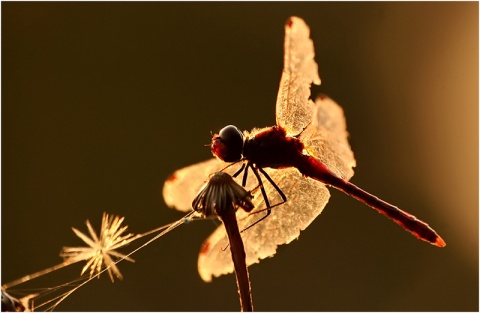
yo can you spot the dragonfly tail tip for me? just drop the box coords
[434,236,446,248]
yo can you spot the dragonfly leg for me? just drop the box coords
[258,167,287,203]
[239,164,271,232]
[241,164,249,187]
[241,164,291,233]
[249,164,271,208]
[234,163,288,233]
[240,168,287,219]
[232,163,246,178]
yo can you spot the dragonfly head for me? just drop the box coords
[211,125,244,162]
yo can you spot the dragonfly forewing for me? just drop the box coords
[275,17,321,136]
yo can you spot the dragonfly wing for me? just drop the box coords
[198,167,330,282]
[275,17,321,136]
[302,95,356,181]
[163,158,229,212]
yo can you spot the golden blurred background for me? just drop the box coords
[2,2,478,311]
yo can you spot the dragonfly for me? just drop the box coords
[163,16,446,283]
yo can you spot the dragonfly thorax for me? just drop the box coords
[211,125,244,162]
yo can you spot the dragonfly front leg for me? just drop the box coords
[240,163,288,233]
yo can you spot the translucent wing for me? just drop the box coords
[163,157,258,212]
[302,95,356,181]
[275,17,321,136]
[197,167,330,282]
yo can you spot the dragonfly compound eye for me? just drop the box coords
[211,125,244,162]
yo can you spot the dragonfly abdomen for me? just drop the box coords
[297,155,446,247]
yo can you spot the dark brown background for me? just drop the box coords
[2,2,478,311]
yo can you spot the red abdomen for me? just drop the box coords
[297,155,445,247]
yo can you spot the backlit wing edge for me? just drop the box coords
[275,16,321,136]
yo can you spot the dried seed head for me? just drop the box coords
[60,213,137,282]
[192,172,254,218]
